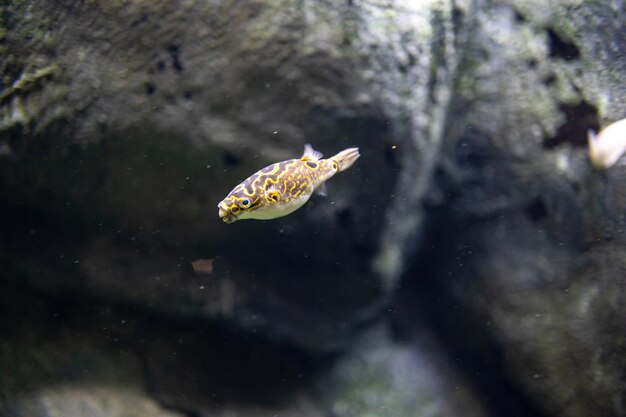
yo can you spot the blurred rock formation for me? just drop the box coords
[1,0,624,416]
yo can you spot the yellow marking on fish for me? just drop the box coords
[218,144,360,223]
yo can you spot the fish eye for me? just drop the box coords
[241,199,251,208]
[332,161,338,170]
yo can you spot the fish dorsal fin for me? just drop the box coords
[301,143,323,161]
[264,184,281,202]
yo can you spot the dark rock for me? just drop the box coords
[0,0,446,353]
[319,325,488,417]
[2,0,626,416]
[414,1,626,416]
[419,213,626,417]
[0,283,165,415]
[5,388,184,417]
[0,283,488,417]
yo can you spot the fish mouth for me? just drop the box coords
[218,204,235,224]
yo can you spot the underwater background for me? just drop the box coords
[1,1,625,416]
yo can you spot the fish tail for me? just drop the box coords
[330,147,360,172]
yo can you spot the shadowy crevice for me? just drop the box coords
[546,28,580,61]
[392,214,552,417]
[0,280,320,413]
[543,100,599,148]
[524,198,548,223]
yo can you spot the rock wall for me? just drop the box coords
[1,0,625,416]
[1,0,417,352]
[409,1,626,417]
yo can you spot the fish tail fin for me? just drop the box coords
[330,147,360,172]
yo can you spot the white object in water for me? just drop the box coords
[588,117,626,169]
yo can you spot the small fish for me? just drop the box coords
[588,117,626,169]
[218,144,360,223]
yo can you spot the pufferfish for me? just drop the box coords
[218,144,360,223]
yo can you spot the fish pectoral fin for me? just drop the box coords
[301,143,323,161]
[265,185,281,202]
[315,182,328,197]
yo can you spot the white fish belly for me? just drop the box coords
[239,195,311,220]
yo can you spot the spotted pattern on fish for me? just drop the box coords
[218,144,360,223]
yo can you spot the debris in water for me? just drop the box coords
[191,258,214,274]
